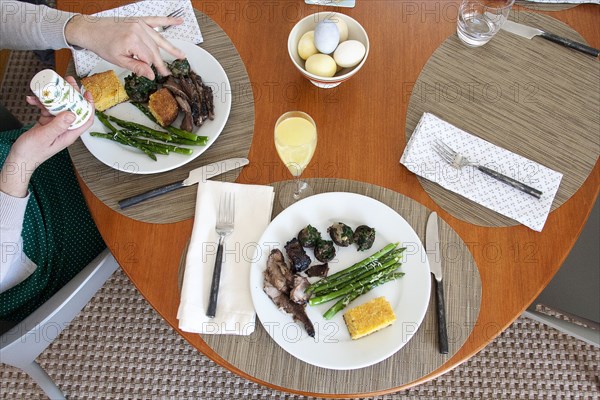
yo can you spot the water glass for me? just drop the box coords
[457,0,515,47]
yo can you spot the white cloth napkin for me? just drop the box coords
[177,181,275,335]
[71,0,203,77]
[400,113,563,232]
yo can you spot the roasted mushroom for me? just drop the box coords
[284,238,311,273]
[354,225,376,251]
[314,239,336,263]
[328,222,354,247]
[167,58,191,78]
[124,73,157,103]
[298,225,322,248]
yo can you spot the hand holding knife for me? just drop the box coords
[426,212,449,354]
[118,158,249,209]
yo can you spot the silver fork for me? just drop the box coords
[432,139,543,199]
[153,7,185,33]
[206,192,235,318]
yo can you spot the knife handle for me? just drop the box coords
[541,32,600,57]
[118,181,184,209]
[434,277,449,354]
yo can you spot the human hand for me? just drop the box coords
[65,15,186,80]
[0,77,94,198]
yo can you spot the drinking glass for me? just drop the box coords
[274,111,318,207]
[457,0,515,47]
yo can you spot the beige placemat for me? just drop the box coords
[179,178,481,395]
[405,11,600,227]
[516,1,579,11]
[67,10,254,224]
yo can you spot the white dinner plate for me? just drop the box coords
[81,39,232,174]
[250,192,431,370]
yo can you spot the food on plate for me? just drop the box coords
[314,239,336,263]
[327,222,354,247]
[354,225,376,251]
[305,263,329,278]
[343,297,396,340]
[297,224,322,248]
[81,70,129,112]
[122,58,215,133]
[284,238,312,273]
[168,58,191,77]
[290,275,311,304]
[148,88,179,127]
[124,73,157,103]
[306,243,406,319]
[263,249,315,337]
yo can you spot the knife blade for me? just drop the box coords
[426,212,449,354]
[118,158,249,209]
[501,20,600,57]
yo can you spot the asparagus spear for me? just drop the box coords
[132,102,207,142]
[322,272,405,320]
[307,243,399,294]
[107,115,174,142]
[129,137,193,155]
[95,110,118,133]
[311,256,400,296]
[308,263,401,306]
[90,131,157,161]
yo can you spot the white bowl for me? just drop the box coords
[288,12,370,89]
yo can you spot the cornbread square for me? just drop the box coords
[343,297,396,340]
[148,88,179,127]
[81,70,128,112]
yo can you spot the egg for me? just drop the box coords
[314,20,340,55]
[333,40,366,68]
[330,16,349,42]
[305,54,337,77]
[298,31,318,60]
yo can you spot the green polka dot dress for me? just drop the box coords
[0,127,106,321]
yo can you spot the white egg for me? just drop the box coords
[298,31,318,60]
[329,16,349,42]
[305,54,337,77]
[314,20,340,55]
[333,40,366,68]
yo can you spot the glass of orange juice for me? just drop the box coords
[274,111,317,206]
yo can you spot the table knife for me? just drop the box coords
[118,158,249,209]
[426,212,449,354]
[501,20,600,57]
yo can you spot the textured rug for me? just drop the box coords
[1,51,599,400]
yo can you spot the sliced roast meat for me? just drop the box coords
[290,275,310,304]
[284,238,311,273]
[263,280,315,337]
[305,263,329,278]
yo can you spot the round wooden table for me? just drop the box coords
[56,1,600,397]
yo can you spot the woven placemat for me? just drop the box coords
[405,11,600,227]
[67,10,254,224]
[178,178,481,395]
[515,1,578,11]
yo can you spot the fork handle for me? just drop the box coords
[477,166,543,199]
[206,237,225,318]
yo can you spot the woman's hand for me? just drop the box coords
[0,77,94,198]
[65,15,186,80]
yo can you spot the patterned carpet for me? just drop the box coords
[1,51,599,399]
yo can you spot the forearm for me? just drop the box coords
[0,0,76,50]
[0,191,36,293]
[0,154,34,198]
